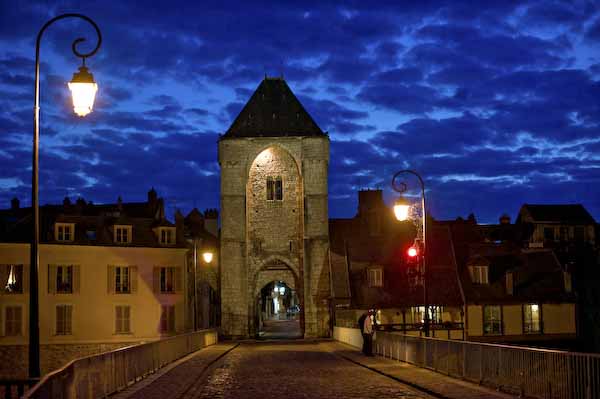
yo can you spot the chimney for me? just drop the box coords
[10,197,19,210]
[499,214,511,225]
[204,209,219,237]
[147,187,157,204]
[175,210,184,245]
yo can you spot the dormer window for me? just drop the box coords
[55,223,74,242]
[159,227,176,245]
[114,225,132,244]
[469,265,489,284]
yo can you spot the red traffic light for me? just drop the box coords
[407,246,418,257]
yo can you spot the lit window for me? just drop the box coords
[160,305,175,333]
[4,306,22,336]
[55,223,74,242]
[114,225,132,244]
[469,265,489,284]
[483,305,502,335]
[367,268,383,287]
[56,305,73,335]
[115,305,131,334]
[267,176,283,201]
[523,304,541,334]
[1,264,23,294]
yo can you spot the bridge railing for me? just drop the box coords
[372,330,600,399]
[24,329,218,399]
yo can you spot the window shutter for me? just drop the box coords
[72,265,80,294]
[130,266,138,293]
[0,306,4,336]
[169,305,176,332]
[124,306,131,333]
[153,267,160,293]
[0,265,7,294]
[22,265,29,293]
[174,267,182,293]
[160,305,167,332]
[48,265,57,294]
[115,306,122,333]
[107,266,115,294]
[15,307,22,335]
[56,306,62,334]
[66,306,73,334]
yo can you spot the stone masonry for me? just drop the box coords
[218,78,331,338]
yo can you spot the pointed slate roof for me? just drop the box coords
[223,77,325,138]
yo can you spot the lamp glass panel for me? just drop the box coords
[68,82,98,117]
[202,252,213,264]
[394,203,410,221]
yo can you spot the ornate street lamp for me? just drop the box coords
[30,14,101,378]
[392,170,430,337]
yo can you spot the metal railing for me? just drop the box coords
[0,379,39,399]
[24,329,218,399]
[373,331,600,399]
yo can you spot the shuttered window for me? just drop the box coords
[367,268,383,287]
[160,305,175,333]
[56,305,73,335]
[48,265,80,294]
[115,305,131,334]
[108,266,137,294]
[4,306,22,336]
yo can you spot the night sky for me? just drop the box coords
[1,1,599,223]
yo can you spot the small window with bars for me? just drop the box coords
[266,177,283,201]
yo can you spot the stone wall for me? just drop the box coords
[219,136,331,338]
[0,342,133,378]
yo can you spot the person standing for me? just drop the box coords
[362,310,374,356]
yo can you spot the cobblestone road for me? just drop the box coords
[169,342,433,399]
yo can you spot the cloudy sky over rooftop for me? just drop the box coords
[0,1,599,222]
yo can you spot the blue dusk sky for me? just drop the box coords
[0,1,599,223]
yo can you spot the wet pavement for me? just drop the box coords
[122,341,434,399]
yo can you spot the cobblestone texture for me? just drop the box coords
[120,341,433,399]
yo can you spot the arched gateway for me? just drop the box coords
[219,77,331,338]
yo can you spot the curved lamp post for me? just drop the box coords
[391,169,429,337]
[30,14,101,378]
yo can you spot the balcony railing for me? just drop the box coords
[23,328,218,399]
[373,331,600,399]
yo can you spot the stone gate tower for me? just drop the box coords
[218,77,330,338]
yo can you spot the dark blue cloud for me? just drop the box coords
[0,1,599,223]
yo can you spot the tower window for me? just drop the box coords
[267,177,283,201]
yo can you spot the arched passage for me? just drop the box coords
[249,257,303,339]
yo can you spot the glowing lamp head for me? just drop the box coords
[393,196,410,221]
[68,65,98,117]
[202,251,213,264]
[407,246,418,258]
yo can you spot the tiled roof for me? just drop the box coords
[518,204,596,224]
[222,77,325,138]
[0,194,184,248]
[329,213,464,308]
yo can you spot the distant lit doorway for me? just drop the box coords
[257,280,302,339]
